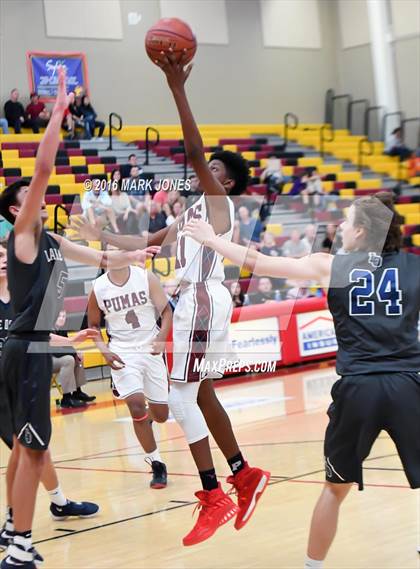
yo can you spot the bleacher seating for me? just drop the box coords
[1,123,418,368]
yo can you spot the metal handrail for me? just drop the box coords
[320,124,335,158]
[364,106,383,140]
[401,116,420,147]
[331,94,352,129]
[324,89,335,124]
[357,137,374,171]
[283,112,299,148]
[107,112,123,151]
[348,99,369,133]
[144,127,160,165]
[54,203,70,233]
[381,111,404,141]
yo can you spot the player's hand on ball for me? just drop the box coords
[182,219,216,245]
[70,216,101,241]
[158,49,193,91]
[104,350,125,370]
[54,67,74,113]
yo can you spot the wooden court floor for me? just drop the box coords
[1,363,418,569]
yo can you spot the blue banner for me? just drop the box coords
[27,53,88,99]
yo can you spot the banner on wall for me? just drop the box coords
[229,316,281,367]
[26,52,89,101]
[297,309,337,357]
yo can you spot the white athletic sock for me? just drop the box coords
[3,506,14,533]
[304,556,323,568]
[48,485,67,507]
[145,448,162,464]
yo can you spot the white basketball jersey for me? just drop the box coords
[93,266,160,353]
[176,194,235,283]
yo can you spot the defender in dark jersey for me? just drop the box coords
[0,69,158,569]
[182,192,420,568]
[0,241,98,563]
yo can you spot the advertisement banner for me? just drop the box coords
[27,52,88,100]
[297,309,338,357]
[229,316,281,368]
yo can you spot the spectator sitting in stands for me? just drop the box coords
[261,155,285,194]
[321,223,340,253]
[282,229,311,258]
[121,154,141,178]
[26,92,50,131]
[109,169,138,234]
[139,201,167,237]
[165,200,184,226]
[284,279,311,300]
[230,281,245,308]
[80,95,105,140]
[385,127,413,162]
[180,173,202,200]
[69,96,86,138]
[248,277,279,305]
[82,181,120,233]
[235,205,264,245]
[4,89,39,133]
[127,165,150,215]
[260,231,280,256]
[0,114,9,134]
[301,167,324,209]
[52,310,96,409]
[288,172,306,196]
[301,223,317,253]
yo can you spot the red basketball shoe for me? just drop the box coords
[227,464,270,530]
[183,484,239,546]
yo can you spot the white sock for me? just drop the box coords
[48,485,67,507]
[145,448,162,464]
[304,556,323,568]
[3,506,14,534]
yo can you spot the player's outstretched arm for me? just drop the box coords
[148,272,173,355]
[52,233,160,269]
[159,51,230,233]
[71,216,177,249]
[15,69,73,243]
[49,329,98,347]
[87,290,125,369]
[183,218,333,284]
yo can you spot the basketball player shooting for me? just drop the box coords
[182,192,420,568]
[72,52,270,546]
[0,68,159,569]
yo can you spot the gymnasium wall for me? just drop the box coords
[0,0,338,124]
[335,0,420,122]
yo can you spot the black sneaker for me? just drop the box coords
[72,390,96,403]
[1,558,36,569]
[0,526,12,552]
[28,548,43,566]
[1,545,36,569]
[150,461,168,489]
[50,500,99,521]
[60,396,87,409]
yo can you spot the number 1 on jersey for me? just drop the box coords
[125,309,140,329]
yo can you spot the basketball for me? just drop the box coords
[145,18,197,66]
